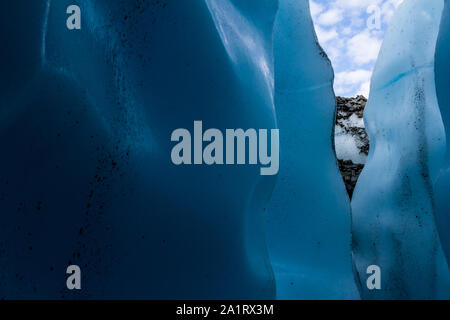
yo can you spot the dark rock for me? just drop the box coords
[335,95,370,199]
[338,159,365,199]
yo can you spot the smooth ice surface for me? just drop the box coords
[435,0,450,266]
[265,0,359,299]
[0,0,278,299]
[352,0,450,299]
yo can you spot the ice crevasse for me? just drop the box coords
[1,0,449,300]
[352,0,450,299]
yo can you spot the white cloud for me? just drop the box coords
[309,0,404,97]
[341,27,352,35]
[357,81,371,98]
[310,0,325,19]
[317,9,344,26]
[334,69,372,97]
[331,0,383,10]
[315,25,339,43]
[335,69,372,86]
[325,44,343,64]
[347,31,382,65]
[349,17,365,29]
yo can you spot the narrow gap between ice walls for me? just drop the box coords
[306,0,450,300]
[308,0,380,200]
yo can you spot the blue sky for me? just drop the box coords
[310,0,404,97]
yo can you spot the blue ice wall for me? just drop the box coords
[0,0,102,299]
[265,0,359,300]
[0,0,279,299]
[352,0,450,299]
[435,0,450,266]
[0,1,49,98]
[4,0,449,301]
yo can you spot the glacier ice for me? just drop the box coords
[265,0,359,299]
[0,1,101,298]
[1,0,279,299]
[2,0,450,300]
[435,0,450,266]
[352,0,450,299]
